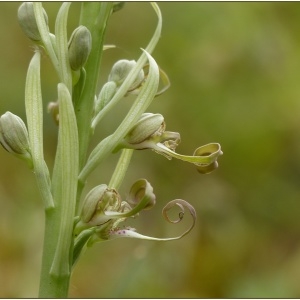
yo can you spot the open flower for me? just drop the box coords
[73,179,196,266]
[74,179,155,237]
[114,113,223,174]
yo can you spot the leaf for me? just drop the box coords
[50,83,79,276]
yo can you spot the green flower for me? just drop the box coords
[73,179,196,265]
[115,113,223,174]
[75,179,155,236]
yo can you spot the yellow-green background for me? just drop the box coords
[1,2,300,297]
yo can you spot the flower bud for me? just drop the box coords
[126,113,165,145]
[0,112,32,164]
[81,184,107,223]
[108,59,144,90]
[81,184,121,225]
[68,26,92,71]
[48,101,59,125]
[94,81,117,115]
[17,2,48,42]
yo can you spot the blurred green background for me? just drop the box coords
[1,2,300,297]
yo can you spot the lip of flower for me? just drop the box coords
[98,199,197,242]
[149,141,223,174]
[156,142,212,162]
[73,186,197,262]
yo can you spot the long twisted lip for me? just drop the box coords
[152,142,223,167]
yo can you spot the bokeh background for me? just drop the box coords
[1,2,300,297]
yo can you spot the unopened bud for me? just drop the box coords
[108,59,144,90]
[0,112,32,164]
[48,101,59,126]
[17,2,48,42]
[68,26,92,71]
[126,113,165,145]
[81,184,121,225]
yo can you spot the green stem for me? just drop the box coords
[109,149,133,190]
[74,2,113,171]
[39,208,70,298]
[38,5,113,297]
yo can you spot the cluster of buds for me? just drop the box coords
[93,59,145,118]
[18,2,93,126]
[18,2,92,72]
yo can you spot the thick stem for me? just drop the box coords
[39,208,70,298]
[74,2,113,171]
[109,149,133,190]
[38,5,113,297]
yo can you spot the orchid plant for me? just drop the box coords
[0,2,222,298]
